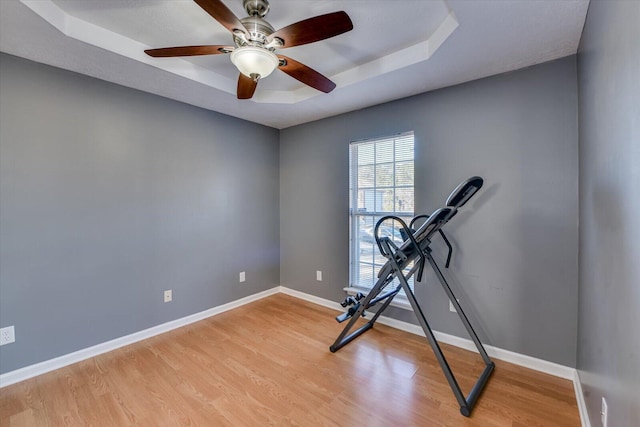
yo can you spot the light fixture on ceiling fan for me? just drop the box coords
[230,46,279,80]
[145,0,353,100]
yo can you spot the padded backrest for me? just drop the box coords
[402,207,455,251]
[446,176,484,209]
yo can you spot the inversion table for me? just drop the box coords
[330,176,494,417]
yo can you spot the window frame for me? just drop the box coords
[348,132,415,305]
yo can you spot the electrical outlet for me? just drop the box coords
[316,270,323,281]
[164,290,172,303]
[239,272,246,283]
[0,326,15,346]
[601,397,608,427]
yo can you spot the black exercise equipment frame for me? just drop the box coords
[330,177,494,417]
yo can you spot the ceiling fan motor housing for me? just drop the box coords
[236,16,275,47]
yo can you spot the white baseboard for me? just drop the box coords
[0,286,280,388]
[573,370,591,427]
[279,286,344,311]
[0,285,588,427]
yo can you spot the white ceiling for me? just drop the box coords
[0,0,589,129]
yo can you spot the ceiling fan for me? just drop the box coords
[145,0,353,100]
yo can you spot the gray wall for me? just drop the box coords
[280,56,579,366]
[0,54,280,373]
[577,1,640,425]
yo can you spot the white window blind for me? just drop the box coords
[349,132,415,292]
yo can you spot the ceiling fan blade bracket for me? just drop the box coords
[265,37,284,49]
[233,29,249,46]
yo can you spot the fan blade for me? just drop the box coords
[145,45,233,57]
[268,11,353,48]
[194,0,246,34]
[237,73,258,99]
[278,55,336,93]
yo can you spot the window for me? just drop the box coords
[349,132,415,292]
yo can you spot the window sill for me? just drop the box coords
[343,286,414,311]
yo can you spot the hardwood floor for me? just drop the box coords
[1,293,580,426]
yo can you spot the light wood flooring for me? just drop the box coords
[1,293,580,426]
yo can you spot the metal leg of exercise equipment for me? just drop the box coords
[420,246,494,417]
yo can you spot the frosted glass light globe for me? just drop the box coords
[230,46,279,79]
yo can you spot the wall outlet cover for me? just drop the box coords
[239,272,246,283]
[316,270,323,281]
[164,290,172,303]
[0,325,16,345]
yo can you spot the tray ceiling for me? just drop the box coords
[0,0,589,128]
